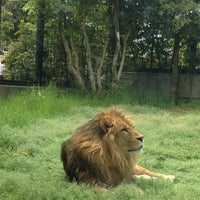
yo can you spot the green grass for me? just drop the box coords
[0,87,200,200]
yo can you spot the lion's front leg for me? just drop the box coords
[134,165,175,182]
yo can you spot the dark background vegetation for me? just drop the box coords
[0,0,200,104]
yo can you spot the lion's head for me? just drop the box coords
[61,107,144,187]
[97,108,144,156]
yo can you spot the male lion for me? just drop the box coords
[61,107,175,190]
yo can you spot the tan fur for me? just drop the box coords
[61,107,175,189]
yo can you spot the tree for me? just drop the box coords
[168,0,200,104]
[3,0,66,83]
[171,33,180,105]
[109,0,130,91]
[58,0,130,95]
[137,0,200,104]
[35,0,46,85]
[2,0,200,100]
[1,0,29,43]
[3,0,36,80]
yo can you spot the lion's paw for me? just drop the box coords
[164,175,176,182]
[135,175,157,180]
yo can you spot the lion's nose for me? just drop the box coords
[136,136,144,142]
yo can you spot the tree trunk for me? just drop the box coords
[96,40,108,95]
[35,0,45,85]
[188,39,197,71]
[171,33,180,105]
[111,0,130,92]
[82,22,97,94]
[58,21,88,94]
[150,40,154,69]
[117,31,130,82]
[188,39,197,99]
[111,0,120,91]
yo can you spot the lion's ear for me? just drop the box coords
[99,117,114,133]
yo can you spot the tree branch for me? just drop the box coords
[97,40,108,95]
[117,31,130,82]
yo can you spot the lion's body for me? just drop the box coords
[61,108,175,188]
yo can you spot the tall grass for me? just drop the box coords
[0,86,171,128]
[0,86,200,199]
[0,86,81,128]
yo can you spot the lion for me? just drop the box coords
[61,107,175,190]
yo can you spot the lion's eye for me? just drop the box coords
[122,128,129,134]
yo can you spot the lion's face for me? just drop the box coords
[114,126,144,155]
[99,108,144,155]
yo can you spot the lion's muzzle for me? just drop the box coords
[136,136,144,143]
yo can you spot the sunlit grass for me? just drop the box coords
[0,87,200,199]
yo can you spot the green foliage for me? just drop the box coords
[0,88,200,199]
[1,0,200,94]
[6,42,35,80]
[2,0,36,80]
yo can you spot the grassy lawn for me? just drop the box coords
[0,87,200,200]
